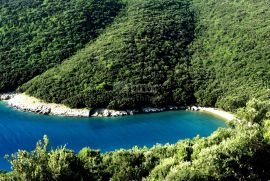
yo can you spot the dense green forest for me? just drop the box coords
[191,0,270,111]
[0,0,123,92]
[17,0,270,112]
[18,0,196,109]
[1,0,270,180]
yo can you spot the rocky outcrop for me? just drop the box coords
[7,94,140,117]
[90,109,139,117]
[91,107,177,117]
[6,94,188,117]
[4,94,239,121]
[7,94,90,117]
[91,109,126,117]
[187,106,201,111]
[0,93,16,101]
[50,108,90,117]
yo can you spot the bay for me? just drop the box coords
[0,102,227,170]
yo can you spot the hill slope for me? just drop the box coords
[19,0,195,109]
[19,0,270,112]
[191,0,270,111]
[0,0,123,92]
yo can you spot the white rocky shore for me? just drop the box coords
[6,94,90,117]
[0,93,16,101]
[91,108,137,117]
[1,93,237,120]
[5,94,137,117]
[2,93,181,117]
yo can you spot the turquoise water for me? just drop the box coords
[0,102,227,171]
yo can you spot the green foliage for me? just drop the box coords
[17,0,270,112]
[19,0,196,109]
[78,147,104,180]
[0,0,123,92]
[1,0,270,180]
[147,124,270,181]
[102,149,150,180]
[237,99,270,124]
[5,135,85,180]
[191,0,270,111]
[262,120,270,144]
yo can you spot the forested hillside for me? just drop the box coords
[17,0,270,112]
[0,0,123,92]
[191,0,270,111]
[19,0,195,109]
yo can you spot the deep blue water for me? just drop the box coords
[0,102,227,171]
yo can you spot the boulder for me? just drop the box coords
[188,106,200,111]
[0,93,16,100]
[91,109,129,117]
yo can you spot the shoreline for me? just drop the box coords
[1,93,183,117]
[199,107,236,122]
[1,93,237,120]
[5,94,90,117]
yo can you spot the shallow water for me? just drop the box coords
[0,102,227,170]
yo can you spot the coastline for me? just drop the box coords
[1,93,237,120]
[5,94,90,117]
[1,93,180,117]
[199,107,237,122]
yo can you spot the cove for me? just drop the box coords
[0,102,227,171]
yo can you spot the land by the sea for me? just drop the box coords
[0,93,237,121]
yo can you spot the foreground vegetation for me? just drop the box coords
[0,0,270,180]
[1,99,269,180]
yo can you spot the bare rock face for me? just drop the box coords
[38,106,51,115]
[34,105,51,115]
[7,94,90,117]
[8,98,52,115]
[6,94,185,117]
[91,109,132,117]
[7,94,135,117]
[0,93,16,101]
[50,108,90,117]
[187,106,201,111]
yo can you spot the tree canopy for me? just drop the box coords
[0,0,123,92]
[16,0,270,112]
[190,0,270,111]
[18,0,196,109]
